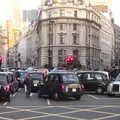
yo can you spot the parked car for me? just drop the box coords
[25,71,44,92]
[76,71,110,94]
[0,72,15,101]
[38,71,84,100]
[107,73,120,96]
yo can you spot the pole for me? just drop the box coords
[48,18,51,68]
[48,17,54,68]
[7,21,9,67]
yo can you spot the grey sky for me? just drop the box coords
[0,0,119,26]
[19,0,120,25]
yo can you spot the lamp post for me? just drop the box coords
[48,17,54,68]
[6,21,10,67]
[86,10,91,70]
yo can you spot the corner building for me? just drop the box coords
[37,0,114,69]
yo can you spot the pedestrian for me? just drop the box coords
[24,73,31,97]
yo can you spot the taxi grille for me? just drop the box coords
[112,84,119,92]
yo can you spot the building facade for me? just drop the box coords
[23,10,38,23]
[0,27,6,67]
[35,0,114,69]
[17,22,38,67]
[114,24,120,67]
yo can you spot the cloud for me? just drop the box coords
[112,0,120,25]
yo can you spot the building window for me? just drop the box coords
[73,24,77,31]
[58,49,62,56]
[49,34,53,45]
[58,56,63,62]
[73,35,77,44]
[60,9,65,17]
[64,50,66,56]
[60,24,63,30]
[58,49,63,64]
[60,35,64,44]
[74,10,77,17]
[73,49,79,57]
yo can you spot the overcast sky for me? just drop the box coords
[0,0,120,26]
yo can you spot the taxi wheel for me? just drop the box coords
[96,87,103,94]
[75,96,81,100]
[6,94,10,102]
[107,93,115,97]
[38,90,42,98]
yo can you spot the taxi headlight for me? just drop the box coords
[66,87,68,92]
[108,82,113,87]
[107,83,112,90]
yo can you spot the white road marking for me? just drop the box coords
[100,97,120,100]
[0,116,14,120]
[30,93,33,96]
[47,99,51,105]
[24,85,27,92]
[3,102,8,106]
[13,92,17,97]
[87,94,99,100]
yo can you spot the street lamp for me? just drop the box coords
[6,21,10,67]
[48,17,54,68]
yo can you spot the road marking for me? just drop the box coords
[87,94,99,100]
[0,116,14,120]
[86,109,115,115]
[47,99,51,105]
[13,92,17,97]
[24,109,86,120]
[0,110,20,115]
[30,106,54,110]
[30,93,33,96]
[100,97,120,100]
[3,102,8,106]
[18,115,51,120]
[19,88,21,91]
[95,114,120,120]
[6,106,26,111]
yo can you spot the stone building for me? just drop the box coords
[114,24,120,67]
[36,0,114,69]
[17,22,38,67]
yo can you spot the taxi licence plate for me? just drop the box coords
[33,80,39,86]
[34,84,37,86]
[72,89,76,92]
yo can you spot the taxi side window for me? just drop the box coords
[53,75,59,83]
[79,73,88,80]
[7,75,10,83]
[9,74,14,82]
[46,74,55,84]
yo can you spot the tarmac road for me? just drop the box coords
[0,88,120,120]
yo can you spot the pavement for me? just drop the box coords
[0,88,120,120]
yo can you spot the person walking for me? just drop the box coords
[24,73,31,97]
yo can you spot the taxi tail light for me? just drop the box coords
[60,84,64,91]
[80,84,84,89]
[4,85,10,92]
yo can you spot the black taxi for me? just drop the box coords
[38,71,83,100]
[25,71,44,92]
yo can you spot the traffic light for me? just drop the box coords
[0,56,2,69]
